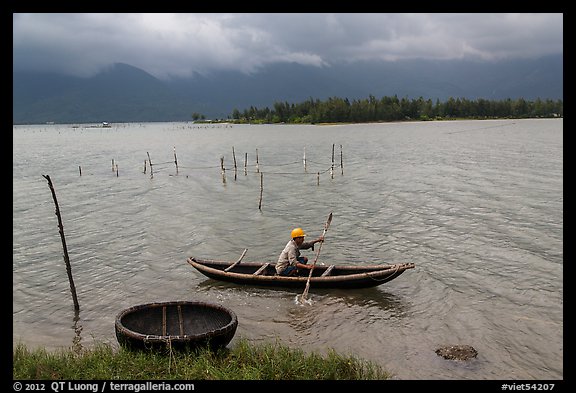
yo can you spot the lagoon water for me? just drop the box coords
[13,119,563,380]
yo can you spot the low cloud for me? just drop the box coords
[13,13,563,79]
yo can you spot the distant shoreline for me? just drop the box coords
[12,116,563,127]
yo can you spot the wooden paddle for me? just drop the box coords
[300,212,333,301]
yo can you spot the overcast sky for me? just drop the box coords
[13,13,563,80]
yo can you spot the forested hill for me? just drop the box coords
[228,96,563,124]
[13,55,563,125]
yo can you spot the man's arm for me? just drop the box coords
[300,236,324,250]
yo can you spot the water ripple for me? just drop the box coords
[13,120,563,379]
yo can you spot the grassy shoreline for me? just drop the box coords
[13,338,391,380]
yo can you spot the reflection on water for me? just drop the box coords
[72,310,83,355]
[13,120,562,380]
[326,287,408,315]
[197,278,408,315]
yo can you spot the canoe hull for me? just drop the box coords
[188,257,415,289]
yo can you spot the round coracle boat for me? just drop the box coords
[115,301,238,351]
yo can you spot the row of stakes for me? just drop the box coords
[77,145,344,210]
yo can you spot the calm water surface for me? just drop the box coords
[13,119,563,380]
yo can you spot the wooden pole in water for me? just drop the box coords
[303,147,307,172]
[173,146,179,175]
[143,160,147,174]
[78,166,82,176]
[72,309,83,354]
[317,171,320,186]
[244,153,248,176]
[112,159,115,172]
[331,143,335,179]
[115,164,119,177]
[232,146,237,181]
[147,152,154,179]
[220,156,226,183]
[340,144,344,175]
[42,175,80,312]
[256,148,260,173]
[258,172,263,210]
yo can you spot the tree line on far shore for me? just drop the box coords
[227,95,563,124]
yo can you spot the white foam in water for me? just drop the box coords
[294,294,313,305]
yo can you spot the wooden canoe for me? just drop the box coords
[187,256,415,289]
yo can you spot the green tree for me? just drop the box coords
[191,112,203,121]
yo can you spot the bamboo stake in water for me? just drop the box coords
[340,144,344,175]
[42,174,80,311]
[258,172,264,210]
[147,152,154,179]
[244,153,248,176]
[220,156,226,184]
[173,146,179,175]
[331,143,335,179]
[72,309,83,354]
[232,146,237,181]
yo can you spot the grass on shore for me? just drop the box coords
[13,338,391,380]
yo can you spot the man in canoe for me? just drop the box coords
[276,228,324,276]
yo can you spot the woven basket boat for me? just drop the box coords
[115,301,238,351]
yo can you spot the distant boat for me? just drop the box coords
[102,122,111,127]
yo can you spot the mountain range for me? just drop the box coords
[13,55,563,124]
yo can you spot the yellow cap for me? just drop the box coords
[291,228,306,238]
